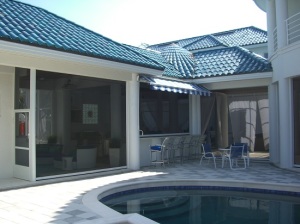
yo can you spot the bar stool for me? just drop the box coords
[149,137,170,166]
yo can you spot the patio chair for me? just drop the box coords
[200,143,218,168]
[222,145,247,170]
[232,142,250,166]
[149,137,171,166]
[170,136,185,163]
[181,135,192,161]
[189,135,206,159]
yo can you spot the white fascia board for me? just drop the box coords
[245,43,267,49]
[0,40,163,76]
[192,72,273,84]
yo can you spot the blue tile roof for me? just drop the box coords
[0,0,272,81]
[143,26,271,79]
[148,26,268,52]
[161,44,198,78]
[184,35,225,51]
[126,45,183,78]
[148,36,203,52]
[129,45,272,79]
[214,26,268,47]
[192,46,272,78]
[0,0,164,70]
[129,44,272,79]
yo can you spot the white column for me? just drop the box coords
[56,89,71,154]
[278,78,292,168]
[126,73,140,170]
[221,94,228,148]
[267,0,276,56]
[29,68,36,181]
[275,0,288,49]
[268,83,280,165]
[189,95,201,135]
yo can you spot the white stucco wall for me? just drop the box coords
[140,137,164,167]
[0,66,14,178]
[272,42,300,81]
[288,0,300,17]
[270,39,300,168]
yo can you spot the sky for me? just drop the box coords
[17,0,267,47]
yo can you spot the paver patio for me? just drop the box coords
[0,161,300,223]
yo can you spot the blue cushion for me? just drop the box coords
[150,145,162,151]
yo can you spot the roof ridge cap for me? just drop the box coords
[148,26,266,48]
[182,36,207,48]
[123,44,165,70]
[207,35,228,47]
[193,46,238,55]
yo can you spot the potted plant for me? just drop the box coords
[109,138,121,167]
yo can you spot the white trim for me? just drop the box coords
[192,72,273,84]
[245,43,268,49]
[29,69,36,181]
[270,40,300,61]
[0,40,163,76]
[288,78,294,167]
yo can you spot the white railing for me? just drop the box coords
[286,12,300,45]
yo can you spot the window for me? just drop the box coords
[35,71,127,177]
[140,83,189,135]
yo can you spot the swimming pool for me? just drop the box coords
[101,186,300,224]
[82,180,300,224]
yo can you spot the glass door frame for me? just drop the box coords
[14,69,36,181]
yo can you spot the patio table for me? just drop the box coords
[219,148,230,168]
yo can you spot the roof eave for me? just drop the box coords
[0,40,164,76]
[0,37,164,71]
[192,71,273,84]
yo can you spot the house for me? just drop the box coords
[253,0,300,169]
[136,27,272,166]
[0,0,165,180]
[0,0,289,182]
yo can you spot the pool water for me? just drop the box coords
[101,187,300,224]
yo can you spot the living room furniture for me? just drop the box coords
[76,146,97,169]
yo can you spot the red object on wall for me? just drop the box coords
[19,122,25,136]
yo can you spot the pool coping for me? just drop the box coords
[82,179,300,224]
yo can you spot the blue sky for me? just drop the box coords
[17,0,267,47]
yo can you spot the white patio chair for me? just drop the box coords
[222,145,247,170]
